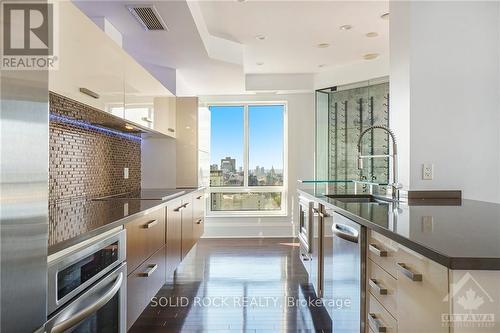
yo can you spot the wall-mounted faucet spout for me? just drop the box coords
[357,125,402,200]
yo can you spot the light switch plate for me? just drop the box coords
[421,216,434,232]
[422,163,433,180]
[124,167,129,179]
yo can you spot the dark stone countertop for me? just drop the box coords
[48,188,201,255]
[298,188,500,270]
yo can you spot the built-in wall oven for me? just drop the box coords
[45,229,127,333]
[298,196,325,297]
[298,196,314,274]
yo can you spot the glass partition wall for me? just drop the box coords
[315,79,390,194]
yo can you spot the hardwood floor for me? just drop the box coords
[130,238,332,332]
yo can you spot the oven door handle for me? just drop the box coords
[50,272,123,333]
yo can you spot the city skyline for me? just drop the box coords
[210,154,283,187]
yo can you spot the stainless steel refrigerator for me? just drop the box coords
[0,63,49,331]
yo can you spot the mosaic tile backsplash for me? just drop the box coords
[49,92,141,204]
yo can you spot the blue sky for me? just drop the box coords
[210,105,284,170]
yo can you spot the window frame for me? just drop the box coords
[207,101,288,217]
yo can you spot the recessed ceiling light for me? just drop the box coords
[339,24,352,31]
[236,0,247,2]
[366,32,378,38]
[256,62,264,66]
[318,64,327,68]
[255,34,266,41]
[381,13,390,20]
[363,53,379,60]
[125,124,134,130]
[317,43,330,48]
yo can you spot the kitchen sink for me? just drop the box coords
[324,194,393,204]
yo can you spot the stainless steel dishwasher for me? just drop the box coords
[324,212,366,333]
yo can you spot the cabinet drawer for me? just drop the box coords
[396,244,449,333]
[193,191,205,219]
[181,200,194,259]
[368,293,397,333]
[193,216,204,240]
[125,208,165,272]
[368,259,398,317]
[368,230,398,278]
[127,246,166,329]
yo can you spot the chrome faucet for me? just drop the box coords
[357,125,402,201]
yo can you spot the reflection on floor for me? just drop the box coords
[130,238,332,332]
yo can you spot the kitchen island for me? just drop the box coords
[298,188,500,333]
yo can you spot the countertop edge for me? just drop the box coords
[297,189,500,271]
[48,188,203,255]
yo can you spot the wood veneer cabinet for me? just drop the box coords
[367,230,449,333]
[127,191,206,329]
[193,191,205,240]
[126,246,166,329]
[181,199,194,259]
[125,208,165,272]
[166,199,183,276]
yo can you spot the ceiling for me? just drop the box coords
[73,1,389,96]
[199,0,389,74]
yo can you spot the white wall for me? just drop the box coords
[389,1,411,189]
[314,55,389,90]
[390,1,500,202]
[199,93,315,237]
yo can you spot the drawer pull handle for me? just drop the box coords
[140,264,158,277]
[168,128,175,133]
[300,253,311,261]
[369,279,388,295]
[368,313,387,333]
[143,219,158,229]
[174,205,185,212]
[196,195,203,200]
[141,117,153,123]
[312,207,329,218]
[397,263,423,281]
[369,244,387,257]
[183,202,190,208]
[195,218,202,225]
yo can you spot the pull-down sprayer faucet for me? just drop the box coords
[357,125,402,201]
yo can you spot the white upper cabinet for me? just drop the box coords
[50,2,176,138]
[123,55,174,136]
[153,97,177,138]
[49,1,124,112]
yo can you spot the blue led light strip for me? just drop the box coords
[49,114,142,142]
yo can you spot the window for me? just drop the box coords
[209,103,286,215]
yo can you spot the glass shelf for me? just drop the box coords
[298,179,390,187]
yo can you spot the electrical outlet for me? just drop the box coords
[124,167,129,179]
[422,163,433,180]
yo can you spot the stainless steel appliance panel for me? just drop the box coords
[45,263,127,333]
[298,196,313,253]
[310,202,323,297]
[330,212,366,333]
[1,65,49,330]
[47,230,126,314]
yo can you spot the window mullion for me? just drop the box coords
[243,104,249,188]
